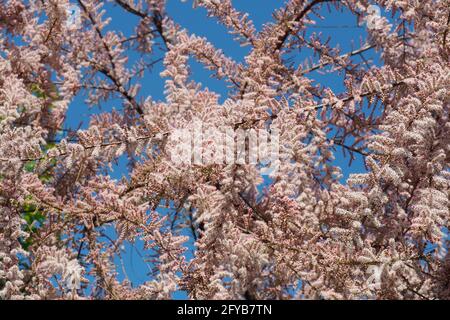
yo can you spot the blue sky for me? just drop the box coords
[63,0,386,299]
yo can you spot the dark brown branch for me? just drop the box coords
[115,0,171,50]
[274,0,338,52]
[77,0,144,115]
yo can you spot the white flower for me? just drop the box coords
[64,259,83,291]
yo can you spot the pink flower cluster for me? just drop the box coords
[0,0,448,300]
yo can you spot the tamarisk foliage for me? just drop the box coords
[0,0,449,300]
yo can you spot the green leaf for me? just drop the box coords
[24,161,36,173]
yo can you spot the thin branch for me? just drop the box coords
[77,0,144,115]
[297,43,375,76]
[275,0,338,52]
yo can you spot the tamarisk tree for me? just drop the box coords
[0,0,449,300]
